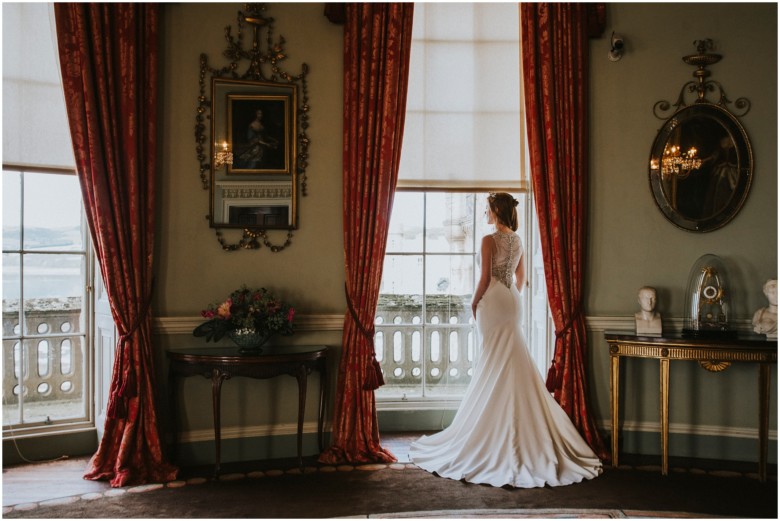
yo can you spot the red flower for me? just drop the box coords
[217,298,232,319]
[287,307,295,323]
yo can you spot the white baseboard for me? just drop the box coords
[179,421,330,443]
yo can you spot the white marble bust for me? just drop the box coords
[752,279,777,339]
[635,286,662,336]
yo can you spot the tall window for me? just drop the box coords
[2,3,93,434]
[375,3,552,406]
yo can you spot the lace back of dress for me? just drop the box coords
[491,232,521,289]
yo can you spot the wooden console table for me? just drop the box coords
[605,332,776,481]
[167,345,328,475]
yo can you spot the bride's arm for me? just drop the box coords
[515,252,526,293]
[471,235,494,318]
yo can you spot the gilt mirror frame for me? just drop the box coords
[649,39,752,233]
[195,3,310,251]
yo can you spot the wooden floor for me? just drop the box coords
[1,432,422,508]
[3,431,775,509]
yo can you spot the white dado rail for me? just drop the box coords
[154,314,344,335]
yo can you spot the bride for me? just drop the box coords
[409,192,602,488]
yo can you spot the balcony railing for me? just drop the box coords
[2,298,85,425]
[375,294,476,398]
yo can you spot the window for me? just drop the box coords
[375,4,552,407]
[2,3,94,435]
[2,169,93,432]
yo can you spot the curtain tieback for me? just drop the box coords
[554,306,583,338]
[107,285,154,419]
[547,306,583,393]
[345,283,385,391]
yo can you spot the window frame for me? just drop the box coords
[2,164,96,438]
[376,188,552,412]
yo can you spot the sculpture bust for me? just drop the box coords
[752,279,777,339]
[635,286,662,336]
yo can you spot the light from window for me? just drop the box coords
[2,169,90,430]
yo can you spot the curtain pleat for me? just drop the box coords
[319,2,414,465]
[54,2,178,486]
[520,3,608,461]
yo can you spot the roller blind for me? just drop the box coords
[398,3,527,191]
[2,3,75,169]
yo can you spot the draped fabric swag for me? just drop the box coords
[520,3,608,460]
[319,3,414,465]
[54,3,178,486]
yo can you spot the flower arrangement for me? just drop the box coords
[193,286,295,343]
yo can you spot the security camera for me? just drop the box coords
[608,32,625,61]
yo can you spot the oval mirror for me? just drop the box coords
[649,103,753,232]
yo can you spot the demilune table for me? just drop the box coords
[167,345,328,475]
[604,332,776,481]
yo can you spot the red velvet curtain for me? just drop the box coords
[319,3,414,465]
[55,3,178,486]
[520,3,608,460]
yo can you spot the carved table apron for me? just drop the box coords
[605,332,776,481]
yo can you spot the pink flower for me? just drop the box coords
[217,299,232,319]
[201,309,216,319]
[287,307,295,323]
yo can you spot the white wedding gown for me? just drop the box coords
[409,230,602,488]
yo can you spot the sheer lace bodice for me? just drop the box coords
[491,231,523,288]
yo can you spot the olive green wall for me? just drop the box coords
[585,2,777,463]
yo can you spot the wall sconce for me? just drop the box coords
[214,141,233,169]
[608,32,625,61]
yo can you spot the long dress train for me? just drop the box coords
[409,230,602,488]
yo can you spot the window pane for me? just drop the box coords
[425,192,476,253]
[387,192,424,253]
[23,173,83,251]
[23,254,85,342]
[23,253,85,299]
[3,170,21,250]
[378,255,423,320]
[424,255,473,324]
[3,253,21,313]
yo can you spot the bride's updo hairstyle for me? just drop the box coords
[487,192,519,231]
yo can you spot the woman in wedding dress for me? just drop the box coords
[409,192,602,488]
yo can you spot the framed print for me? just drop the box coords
[227,94,290,175]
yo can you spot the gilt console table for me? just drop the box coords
[167,345,328,475]
[604,332,776,481]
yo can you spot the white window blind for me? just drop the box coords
[2,3,75,169]
[398,3,526,191]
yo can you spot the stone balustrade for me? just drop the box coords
[2,298,84,405]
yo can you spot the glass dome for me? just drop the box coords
[682,254,735,338]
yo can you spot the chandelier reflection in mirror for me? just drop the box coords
[656,144,702,179]
[648,38,752,232]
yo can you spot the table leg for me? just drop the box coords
[659,358,670,476]
[610,354,620,468]
[211,368,228,477]
[318,359,327,452]
[296,364,308,471]
[759,362,770,482]
[168,366,179,463]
